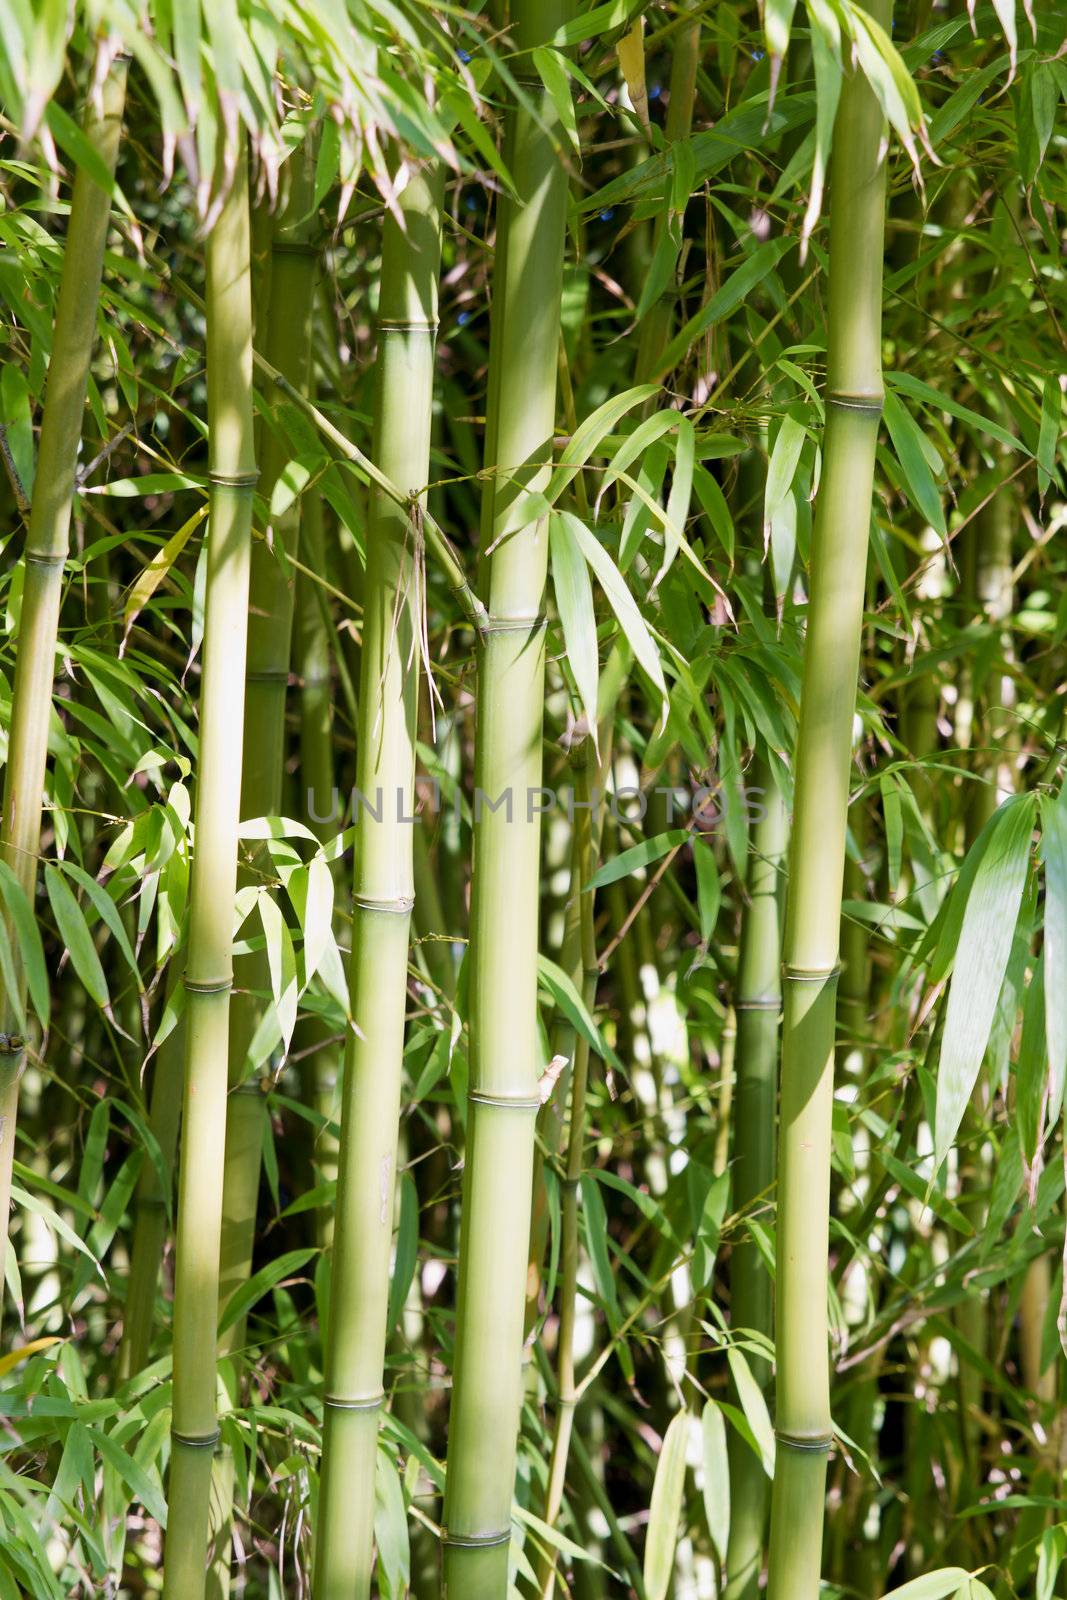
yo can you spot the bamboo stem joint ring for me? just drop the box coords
[323,1390,385,1412]
[467,1088,541,1112]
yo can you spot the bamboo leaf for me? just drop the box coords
[643,1410,690,1600]
[579,1172,620,1326]
[122,505,207,644]
[373,1449,410,1599]
[1040,790,1067,1122]
[765,415,806,527]
[564,512,668,716]
[659,416,695,583]
[217,1248,316,1336]
[0,861,49,1025]
[258,894,299,1060]
[615,19,648,131]
[1036,374,1061,501]
[550,512,600,745]
[60,863,142,991]
[656,239,793,376]
[538,954,620,1069]
[44,865,109,1009]
[726,1345,775,1476]
[935,794,1036,1164]
[0,1336,62,1379]
[87,1424,168,1528]
[883,390,946,538]
[386,1173,418,1334]
[701,1400,730,1566]
[889,374,1020,454]
[875,1572,973,1600]
[587,829,689,893]
[694,839,721,943]
[547,386,658,506]
[532,48,579,152]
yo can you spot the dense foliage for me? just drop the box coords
[0,2,1064,1598]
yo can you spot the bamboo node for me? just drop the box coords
[272,240,320,259]
[184,977,233,995]
[775,1428,834,1453]
[171,1427,221,1449]
[231,1078,269,1098]
[734,996,780,1011]
[378,317,439,333]
[209,469,260,490]
[442,1528,511,1550]
[323,1390,385,1412]
[23,551,67,569]
[467,1088,542,1112]
[246,668,290,684]
[783,963,842,984]
[826,390,884,415]
[482,614,547,635]
[353,893,415,915]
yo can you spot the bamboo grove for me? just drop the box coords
[0,2,1064,1598]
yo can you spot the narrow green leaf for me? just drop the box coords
[643,1410,690,1600]
[765,415,806,526]
[875,1571,972,1600]
[0,861,49,1024]
[1040,790,1067,1121]
[701,1400,730,1566]
[565,512,668,715]
[935,794,1036,1163]
[550,512,600,743]
[656,239,792,376]
[1037,374,1061,501]
[883,390,946,538]
[587,829,689,893]
[217,1248,316,1336]
[726,1345,775,1476]
[44,865,109,1008]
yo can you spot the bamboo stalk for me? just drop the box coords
[294,490,341,1247]
[442,6,571,1590]
[119,982,184,1380]
[537,745,598,1600]
[312,159,444,1600]
[634,0,700,386]
[765,9,890,1596]
[725,763,787,1600]
[0,55,128,1334]
[218,137,319,1357]
[203,145,319,1600]
[162,138,257,1600]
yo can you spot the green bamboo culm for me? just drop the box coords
[442,3,571,1591]
[119,978,185,1378]
[218,137,319,1353]
[725,762,787,1600]
[293,488,341,1247]
[205,139,320,1600]
[536,742,599,1600]
[312,159,444,1600]
[0,55,128,1333]
[765,9,890,1599]
[162,137,257,1600]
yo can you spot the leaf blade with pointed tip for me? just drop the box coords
[550,511,600,746]
[644,1410,690,1600]
[935,793,1035,1164]
[701,1400,730,1565]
